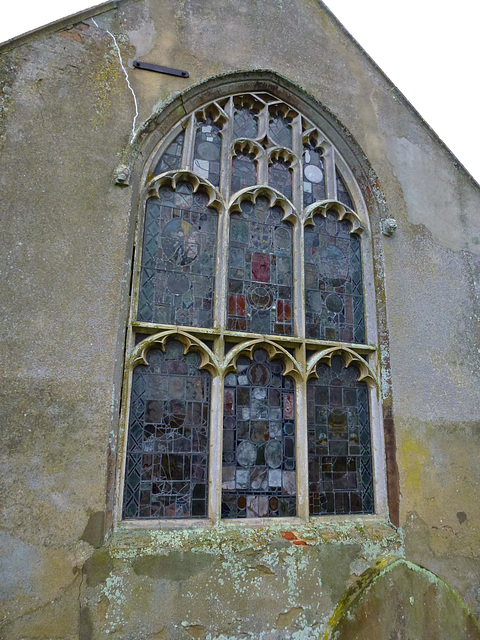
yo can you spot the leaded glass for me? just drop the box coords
[304,212,365,342]
[193,118,222,186]
[336,171,353,209]
[222,348,296,518]
[123,340,210,519]
[268,160,292,200]
[233,106,257,139]
[129,93,378,522]
[307,356,373,515]
[153,131,185,175]
[269,114,292,149]
[303,146,326,206]
[227,197,293,336]
[137,184,217,327]
[232,152,257,193]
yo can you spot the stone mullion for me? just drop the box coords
[295,368,309,521]
[220,97,233,203]
[257,104,269,183]
[182,114,196,170]
[324,143,336,200]
[208,365,224,522]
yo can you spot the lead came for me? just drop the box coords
[127,91,372,521]
[222,349,296,518]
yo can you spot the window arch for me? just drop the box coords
[119,89,386,522]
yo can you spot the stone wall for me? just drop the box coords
[1,0,479,637]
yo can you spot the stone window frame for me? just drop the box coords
[114,90,389,527]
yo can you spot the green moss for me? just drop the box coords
[82,548,114,587]
[132,551,216,580]
[323,558,480,639]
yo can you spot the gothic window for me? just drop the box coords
[120,91,381,522]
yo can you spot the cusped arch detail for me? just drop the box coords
[128,329,220,376]
[228,185,298,225]
[223,338,302,380]
[232,139,264,160]
[306,347,377,387]
[146,170,225,214]
[304,200,364,234]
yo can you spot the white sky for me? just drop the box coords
[1,1,479,184]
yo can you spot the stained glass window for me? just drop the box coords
[269,113,292,148]
[336,171,353,209]
[303,145,326,206]
[137,184,218,327]
[123,341,210,519]
[233,106,257,139]
[125,92,380,522]
[307,356,373,515]
[153,131,184,175]
[227,197,293,336]
[232,152,257,193]
[193,118,222,186]
[304,212,365,343]
[268,159,292,200]
[222,349,296,518]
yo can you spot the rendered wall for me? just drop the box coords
[1,0,479,638]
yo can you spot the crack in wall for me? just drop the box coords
[92,18,138,143]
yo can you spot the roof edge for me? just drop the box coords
[0,1,118,53]
[318,0,480,193]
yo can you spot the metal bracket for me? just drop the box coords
[133,61,189,78]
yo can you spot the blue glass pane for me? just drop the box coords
[193,118,222,186]
[233,107,257,139]
[268,160,292,200]
[123,341,210,519]
[336,171,353,209]
[303,146,326,206]
[138,184,218,328]
[232,153,257,193]
[269,114,292,148]
[227,197,294,336]
[307,356,373,515]
[222,348,296,518]
[304,212,365,343]
[153,131,184,175]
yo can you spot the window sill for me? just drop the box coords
[109,515,402,559]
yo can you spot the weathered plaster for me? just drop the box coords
[1,0,479,637]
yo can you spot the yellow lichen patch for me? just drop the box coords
[184,623,206,639]
[398,432,429,494]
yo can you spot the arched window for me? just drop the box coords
[119,90,384,521]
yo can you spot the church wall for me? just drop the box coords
[1,0,479,637]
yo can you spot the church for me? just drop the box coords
[1,0,479,637]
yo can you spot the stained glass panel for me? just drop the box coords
[269,114,292,148]
[227,197,293,336]
[137,183,217,327]
[233,107,257,139]
[222,349,296,518]
[303,146,326,206]
[193,118,222,186]
[307,356,373,515]
[153,131,184,175]
[304,212,365,343]
[336,171,353,209]
[232,153,257,193]
[268,160,292,200]
[123,341,210,519]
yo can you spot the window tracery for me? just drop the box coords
[120,91,382,522]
